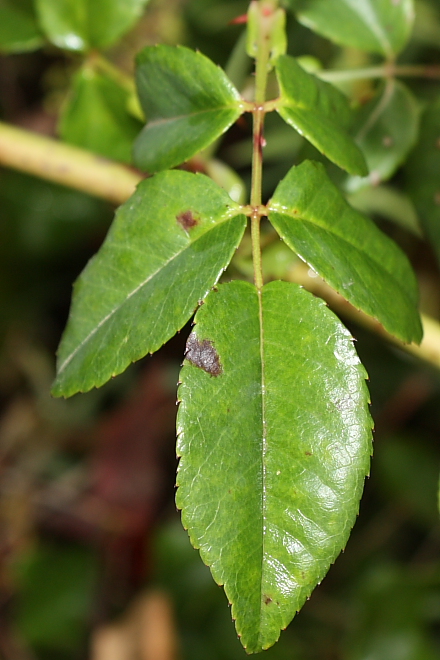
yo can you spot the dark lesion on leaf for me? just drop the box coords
[185,332,222,376]
[263,595,273,605]
[176,209,199,231]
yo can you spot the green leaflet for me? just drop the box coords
[176,280,372,653]
[290,0,415,58]
[275,55,367,176]
[58,65,142,164]
[346,79,420,193]
[133,45,243,173]
[405,97,440,265]
[35,0,150,51]
[52,171,246,397]
[0,0,43,53]
[268,160,422,344]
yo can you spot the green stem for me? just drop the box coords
[92,52,136,93]
[251,111,265,291]
[318,63,440,83]
[0,121,142,205]
[250,2,273,291]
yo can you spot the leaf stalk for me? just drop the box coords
[250,1,276,291]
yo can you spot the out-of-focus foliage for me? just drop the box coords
[0,0,439,659]
[14,542,99,658]
[0,0,43,53]
[59,65,143,163]
[36,0,151,51]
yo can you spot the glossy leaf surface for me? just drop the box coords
[177,280,372,653]
[58,66,142,164]
[292,0,415,57]
[133,45,243,173]
[0,0,43,52]
[405,97,440,263]
[36,0,150,51]
[268,160,422,344]
[52,171,246,397]
[275,55,367,176]
[346,80,419,192]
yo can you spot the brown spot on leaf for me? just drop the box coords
[305,451,312,456]
[185,332,222,376]
[177,210,198,231]
[263,595,272,605]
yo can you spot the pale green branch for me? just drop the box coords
[1,122,440,372]
[318,63,440,83]
[290,263,440,371]
[0,121,142,205]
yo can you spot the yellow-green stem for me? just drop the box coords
[0,121,142,205]
[290,262,440,371]
[318,63,440,83]
[2,121,440,372]
[251,104,265,291]
[91,53,136,93]
[250,2,274,291]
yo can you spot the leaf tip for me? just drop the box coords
[50,385,63,399]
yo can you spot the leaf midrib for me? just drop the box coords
[341,0,392,56]
[145,103,242,130]
[355,78,395,143]
[257,286,268,645]
[57,213,242,375]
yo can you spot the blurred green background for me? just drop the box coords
[0,1,439,659]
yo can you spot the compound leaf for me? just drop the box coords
[52,171,246,397]
[36,0,150,51]
[177,280,372,653]
[346,79,420,192]
[59,65,142,164]
[405,97,440,264]
[275,55,367,176]
[291,0,415,58]
[0,0,43,53]
[268,160,422,344]
[133,45,243,173]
